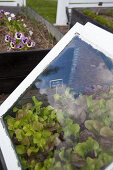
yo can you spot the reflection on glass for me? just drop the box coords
[4,36,113,170]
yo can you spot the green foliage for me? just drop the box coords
[64,118,80,138]
[5,96,60,169]
[74,137,100,159]
[82,153,113,170]
[5,85,113,169]
[83,9,113,30]
[106,9,112,16]
[16,145,26,155]
[26,0,57,23]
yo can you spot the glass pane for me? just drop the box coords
[4,36,113,170]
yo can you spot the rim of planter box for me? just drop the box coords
[0,22,113,170]
[0,48,51,55]
[0,48,51,94]
[0,48,51,64]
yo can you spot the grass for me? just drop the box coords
[26,0,57,23]
[83,9,113,30]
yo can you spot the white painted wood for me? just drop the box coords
[69,3,113,8]
[105,162,113,170]
[0,120,21,170]
[0,2,17,6]
[56,0,69,25]
[0,0,26,6]
[79,22,113,59]
[69,0,113,3]
[56,0,113,25]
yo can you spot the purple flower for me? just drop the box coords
[15,32,24,40]
[31,41,35,47]
[11,17,16,20]
[4,12,11,18]
[6,13,11,17]
[5,34,11,42]
[10,37,13,41]
[0,15,3,19]
[10,40,16,49]
[27,40,32,47]
[21,36,28,44]
[0,10,5,14]
[17,42,23,49]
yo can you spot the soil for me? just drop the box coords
[0,14,58,53]
[0,93,9,104]
[55,25,68,34]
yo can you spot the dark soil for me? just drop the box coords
[0,93,9,104]
[55,25,68,34]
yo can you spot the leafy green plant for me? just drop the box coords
[83,9,113,30]
[5,96,61,169]
[74,137,101,159]
[5,85,113,169]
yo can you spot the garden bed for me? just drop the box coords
[0,13,57,53]
[70,7,113,34]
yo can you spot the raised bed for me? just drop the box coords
[0,7,60,95]
[0,49,50,95]
[70,7,113,34]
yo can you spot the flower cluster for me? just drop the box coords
[5,32,35,51]
[1,9,36,51]
[0,9,16,23]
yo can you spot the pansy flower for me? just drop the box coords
[27,40,32,47]
[0,15,3,19]
[4,12,10,16]
[5,34,11,42]
[21,36,28,44]
[15,32,23,40]
[12,17,16,20]
[6,13,11,17]
[17,42,23,49]
[8,17,11,22]
[31,41,35,47]
[4,12,11,18]
[0,10,5,14]
[10,13,15,18]
[10,40,16,49]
